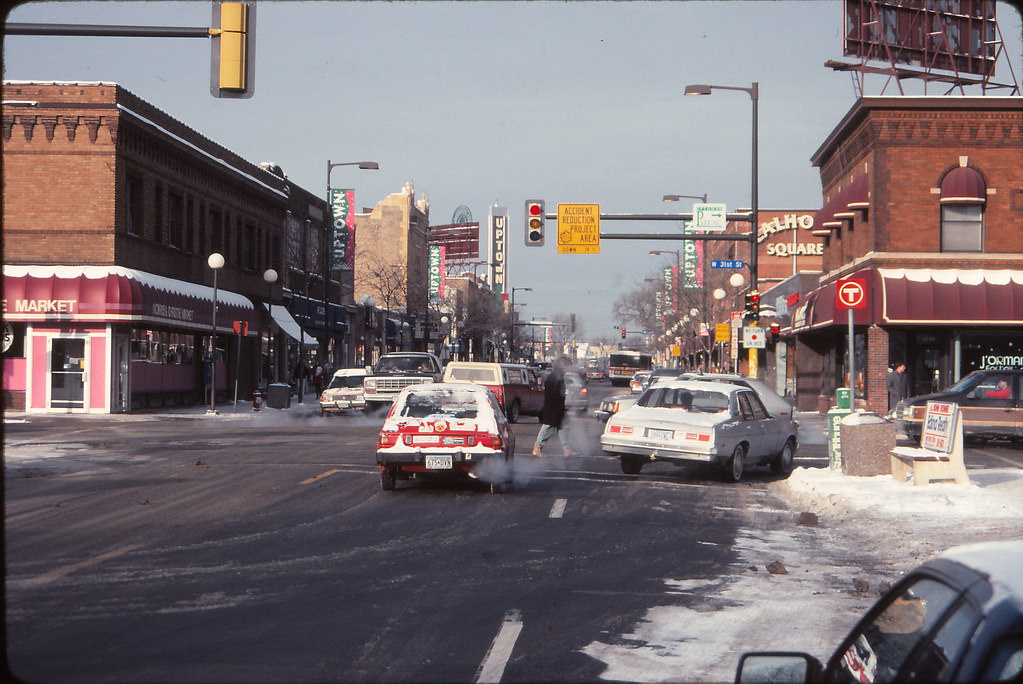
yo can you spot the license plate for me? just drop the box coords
[425,454,453,469]
[647,428,673,441]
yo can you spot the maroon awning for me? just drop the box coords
[880,269,1023,324]
[793,268,1023,331]
[3,265,255,333]
[845,174,869,210]
[940,166,986,205]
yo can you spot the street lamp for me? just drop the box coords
[510,287,532,362]
[263,268,278,383]
[326,160,379,366]
[684,82,759,293]
[207,252,225,415]
[662,193,708,203]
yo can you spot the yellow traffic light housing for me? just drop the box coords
[211,1,255,98]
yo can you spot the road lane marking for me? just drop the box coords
[300,469,340,485]
[475,609,523,683]
[549,498,568,519]
[26,543,141,586]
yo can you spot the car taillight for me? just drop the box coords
[377,431,399,448]
[477,433,503,449]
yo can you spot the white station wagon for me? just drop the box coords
[600,379,798,481]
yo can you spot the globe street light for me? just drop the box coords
[263,268,278,383]
[207,252,225,415]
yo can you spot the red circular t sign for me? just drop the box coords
[836,278,867,309]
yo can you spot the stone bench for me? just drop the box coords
[889,407,968,486]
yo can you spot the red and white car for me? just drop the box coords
[376,383,516,492]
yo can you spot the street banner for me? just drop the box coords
[682,225,699,289]
[329,188,356,270]
[428,245,446,302]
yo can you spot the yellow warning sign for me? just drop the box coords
[557,204,600,254]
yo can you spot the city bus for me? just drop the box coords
[608,351,653,386]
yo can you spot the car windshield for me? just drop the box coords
[376,357,434,373]
[946,370,988,394]
[638,387,730,413]
[398,390,480,419]
[327,375,364,389]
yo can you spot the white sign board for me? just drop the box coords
[743,325,765,349]
[922,401,958,453]
[693,203,727,232]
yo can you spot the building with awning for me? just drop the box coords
[787,96,1023,413]
[2,82,333,413]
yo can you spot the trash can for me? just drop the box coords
[827,407,853,470]
[839,412,896,477]
[266,382,291,409]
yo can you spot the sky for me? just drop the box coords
[4,1,1021,341]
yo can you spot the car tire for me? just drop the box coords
[727,444,745,482]
[380,467,396,491]
[620,455,644,475]
[771,438,795,476]
[506,400,520,423]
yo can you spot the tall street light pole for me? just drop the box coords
[325,160,379,368]
[263,268,278,384]
[207,252,225,415]
[510,286,532,362]
[683,82,759,293]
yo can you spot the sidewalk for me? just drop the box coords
[3,396,327,424]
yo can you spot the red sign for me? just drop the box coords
[835,278,867,310]
[232,320,249,335]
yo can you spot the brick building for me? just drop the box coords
[2,81,336,412]
[790,96,1023,413]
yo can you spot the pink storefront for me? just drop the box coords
[3,266,256,413]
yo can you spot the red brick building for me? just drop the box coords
[791,96,1023,413]
[2,81,337,412]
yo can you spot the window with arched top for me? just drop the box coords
[939,165,986,252]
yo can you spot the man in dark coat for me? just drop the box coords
[533,356,580,457]
[886,362,910,411]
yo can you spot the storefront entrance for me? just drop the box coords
[50,337,87,410]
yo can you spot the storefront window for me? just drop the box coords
[961,333,1023,373]
[940,204,983,252]
[130,329,195,365]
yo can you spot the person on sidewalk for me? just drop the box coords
[886,362,910,411]
[532,356,581,458]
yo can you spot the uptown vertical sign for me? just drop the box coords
[330,188,356,270]
[428,245,446,302]
[489,206,507,296]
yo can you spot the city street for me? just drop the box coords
[5,384,1022,683]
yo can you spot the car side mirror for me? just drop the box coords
[735,652,820,683]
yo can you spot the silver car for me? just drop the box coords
[600,380,798,481]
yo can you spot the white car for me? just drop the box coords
[319,367,369,414]
[601,379,798,481]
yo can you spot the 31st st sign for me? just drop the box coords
[835,278,867,309]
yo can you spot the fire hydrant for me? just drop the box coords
[252,389,263,411]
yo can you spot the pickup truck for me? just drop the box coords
[362,352,443,412]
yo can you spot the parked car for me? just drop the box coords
[735,539,1023,683]
[441,361,544,423]
[894,368,1022,442]
[318,367,369,415]
[677,372,796,421]
[630,371,653,394]
[376,383,515,493]
[601,379,798,481]
[564,372,589,414]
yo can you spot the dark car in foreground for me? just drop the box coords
[736,540,1023,683]
[894,368,1021,442]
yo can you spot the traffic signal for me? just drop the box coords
[525,200,545,246]
[621,327,627,339]
[211,1,255,99]
[747,290,760,324]
[769,321,780,336]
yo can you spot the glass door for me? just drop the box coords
[50,338,87,409]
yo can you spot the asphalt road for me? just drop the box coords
[3,384,1017,683]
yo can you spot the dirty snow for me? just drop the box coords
[582,464,1023,682]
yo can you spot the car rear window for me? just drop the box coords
[638,387,729,412]
[398,389,481,419]
[446,367,499,383]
